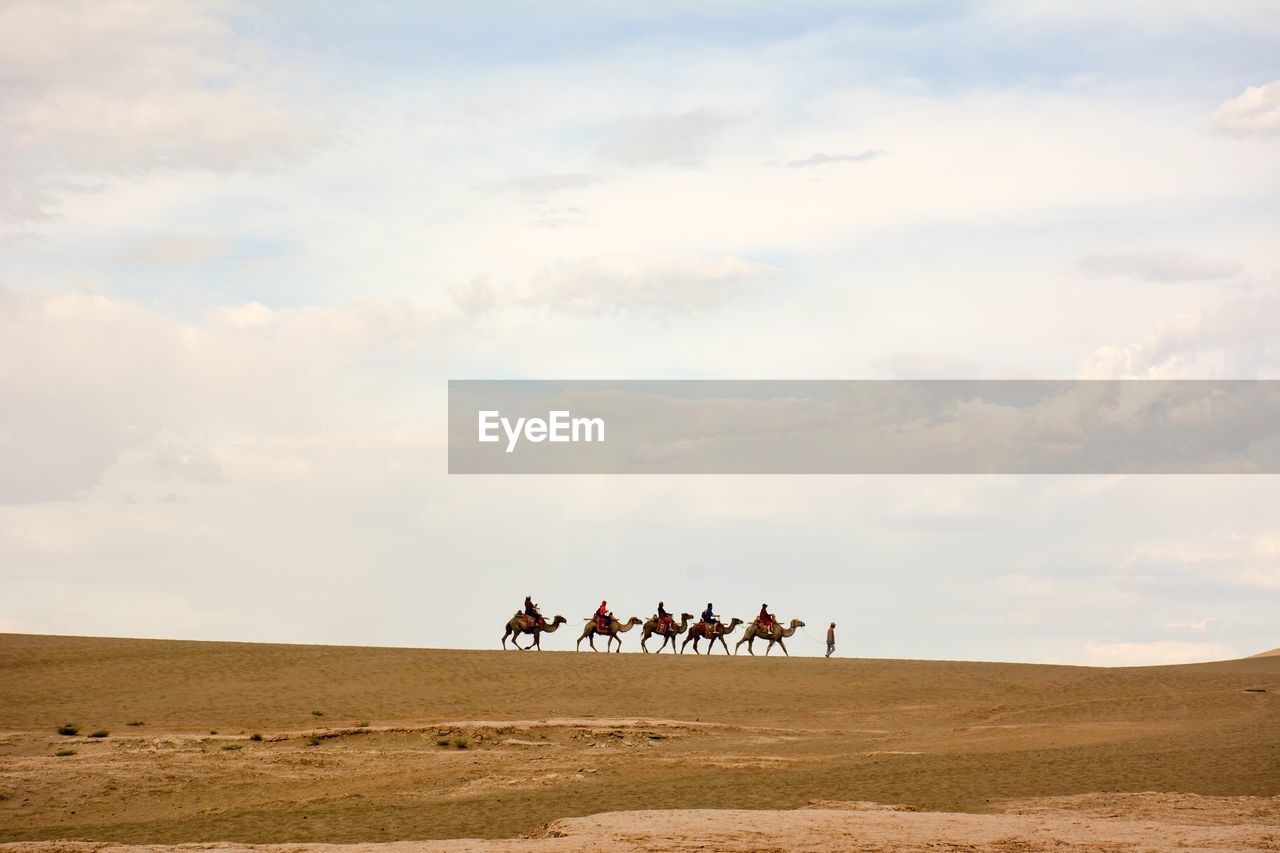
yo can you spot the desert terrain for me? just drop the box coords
[1,632,1277,850]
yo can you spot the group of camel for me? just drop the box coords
[501,610,807,656]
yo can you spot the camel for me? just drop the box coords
[501,613,567,650]
[734,618,805,656]
[576,615,642,652]
[640,612,694,653]
[680,617,744,655]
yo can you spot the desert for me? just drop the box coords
[1,632,1277,850]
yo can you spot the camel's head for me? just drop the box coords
[727,617,744,627]
[792,619,806,628]
[626,616,642,626]
[552,615,567,625]
[680,612,694,621]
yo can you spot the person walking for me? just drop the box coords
[826,622,836,657]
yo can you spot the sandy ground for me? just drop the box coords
[1,633,1277,849]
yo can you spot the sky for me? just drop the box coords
[2,0,1279,663]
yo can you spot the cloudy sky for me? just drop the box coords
[3,0,1279,663]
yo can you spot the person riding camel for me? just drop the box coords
[596,600,610,632]
[656,600,674,633]
[757,603,773,632]
[701,603,719,628]
[523,595,542,627]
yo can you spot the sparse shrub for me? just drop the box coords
[88,730,110,738]
[435,736,450,747]
[209,730,218,735]
[311,710,324,717]
[453,736,469,750]
[57,724,79,736]
[355,721,369,728]
[55,748,77,757]
[307,736,321,746]
[222,743,243,751]
[126,721,145,727]
[249,733,263,742]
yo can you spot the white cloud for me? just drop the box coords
[0,286,455,504]
[494,174,602,196]
[206,301,277,330]
[871,353,987,379]
[771,150,885,168]
[116,235,232,267]
[1080,640,1237,666]
[1077,250,1242,283]
[599,109,731,166]
[1213,80,1280,137]
[1164,618,1222,631]
[1080,291,1280,378]
[515,253,782,318]
[0,1,327,225]
[446,276,499,317]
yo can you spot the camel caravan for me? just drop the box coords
[503,597,807,656]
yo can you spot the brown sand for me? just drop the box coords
[1,633,1277,849]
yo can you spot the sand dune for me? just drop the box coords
[1251,647,1280,658]
[1,633,1277,848]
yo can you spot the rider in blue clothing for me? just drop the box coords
[523,595,542,626]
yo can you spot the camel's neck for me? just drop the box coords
[614,620,638,633]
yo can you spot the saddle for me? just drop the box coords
[595,615,610,633]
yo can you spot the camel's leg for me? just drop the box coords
[733,635,748,655]
[641,631,650,653]
[611,633,621,653]
[502,627,510,650]
[679,634,692,654]
[577,629,588,651]
[713,635,727,654]
[776,637,788,656]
